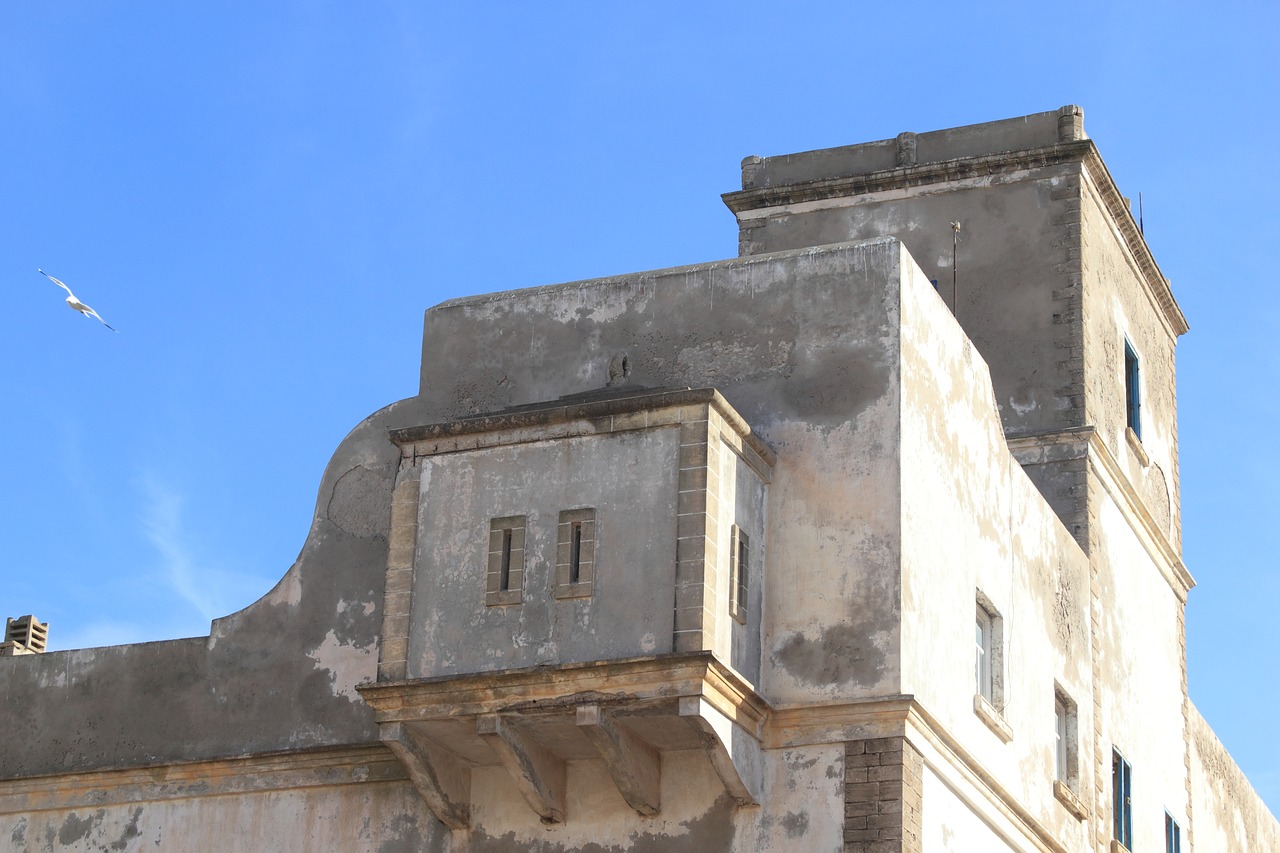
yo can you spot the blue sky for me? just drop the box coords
[2,0,1276,813]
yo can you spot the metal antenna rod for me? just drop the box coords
[950,221,961,318]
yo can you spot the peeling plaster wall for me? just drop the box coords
[1079,175,1181,548]
[409,430,681,676]
[458,745,843,853]
[2,782,439,853]
[897,241,1093,849]
[1091,491,1190,851]
[418,241,908,705]
[1189,702,1280,852]
[0,396,444,777]
[736,161,1082,443]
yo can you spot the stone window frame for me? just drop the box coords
[554,508,596,599]
[974,590,1012,742]
[1053,685,1088,819]
[728,524,749,624]
[486,515,526,606]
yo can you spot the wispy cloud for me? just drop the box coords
[136,473,270,628]
[138,474,223,622]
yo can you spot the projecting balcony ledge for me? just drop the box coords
[356,652,768,829]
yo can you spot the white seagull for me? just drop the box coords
[37,269,117,332]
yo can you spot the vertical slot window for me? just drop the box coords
[1124,339,1141,440]
[486,516,525,606]
[555,508,595,599]
[729,524,749,623]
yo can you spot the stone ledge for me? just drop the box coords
[1053,779,1089,820]
[973,694,1013,743]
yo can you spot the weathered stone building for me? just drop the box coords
[2,108,1276,851]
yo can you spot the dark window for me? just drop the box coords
[729,524,749,622]
[555,508,595,599]
[1113,749,1133,849]
[1125,340,1141,440]
[486,516,525,606]
[1165,812,1182,853]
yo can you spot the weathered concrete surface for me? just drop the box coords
[897,238,1094,851]
[418,240,908,706]
[1189,702,1280,852]
[0,395,436,778]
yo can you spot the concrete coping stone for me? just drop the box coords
[390,386,777,468]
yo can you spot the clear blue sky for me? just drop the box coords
[2,0,1275,813]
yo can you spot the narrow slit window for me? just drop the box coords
[974,591,1005,713]
[729,524,749,622]
[570,522,583,584]
[486,516,525,606]
[500,529,514,591]
[1124,339,1141,440]
[555,508,595,599]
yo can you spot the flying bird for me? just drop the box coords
[37,269,117,332]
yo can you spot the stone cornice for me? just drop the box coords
[722,140,1188,338]
[0,744,402,813]
[390,386,776,474]
[1007,426,1194,600]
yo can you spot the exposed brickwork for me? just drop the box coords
[844,737,923,853]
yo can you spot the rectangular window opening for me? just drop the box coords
[1125,339,1142,440]
[1165,812,1182,853]
[1113,748,1133,849]
[500,529,514,591]
[555,508,595,599]
[570,522,583,584]
[729,524,749,623]
[486,516,525,606]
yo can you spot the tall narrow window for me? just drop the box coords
[1124,340,1141,440]
[973,591,1010,740]
[729,524,749,622]
[555,508,595,599]
[1052,687,1086,818]
[1054,697,1068,782]
[1113,749,1133,850]
[486,516,525,606]
[1165,812,1182,853]
[976,610,992,701]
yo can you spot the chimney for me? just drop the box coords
[0,615,49,656]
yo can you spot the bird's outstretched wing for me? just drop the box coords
[83,306,117,332]
[37,268,74,296]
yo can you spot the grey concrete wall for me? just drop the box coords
[742,110,1067,189]
[0,395,434,777]
[409,429,681,677]
[734,163,1086,447]
[418,240,909,706]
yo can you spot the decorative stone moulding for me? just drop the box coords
[357,652,767,828]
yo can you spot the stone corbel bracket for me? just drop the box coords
[357,652,767,828]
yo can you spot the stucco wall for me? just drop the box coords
[417,240,909,706]
[1079,172,1182,549]
[409,429,682,677]
[897,240,1094,850]
[1090,488,1190,850]
[1189,702,1280,852]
